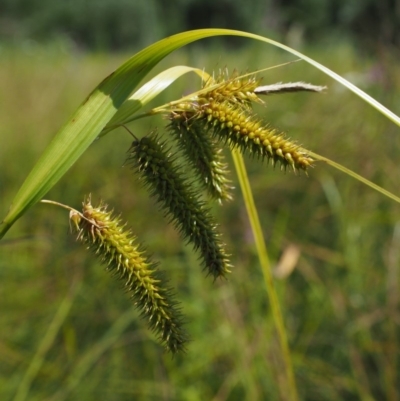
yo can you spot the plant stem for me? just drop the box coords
[231,148,299,401]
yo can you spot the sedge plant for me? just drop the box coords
[1,29,400,401]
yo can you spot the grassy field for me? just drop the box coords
[1,40,399,401]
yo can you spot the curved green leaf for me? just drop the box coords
[103,65,207,133]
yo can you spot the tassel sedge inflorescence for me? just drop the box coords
[50,70,320,354]
[200,100,314,172]
[169,73,314,173]
[72,199,188,353]
[128,134,231,279]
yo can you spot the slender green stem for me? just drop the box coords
[231,148,299,401]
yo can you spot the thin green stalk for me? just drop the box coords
[231,148,299,401]
[309,151,400,204]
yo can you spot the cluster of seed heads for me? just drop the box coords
[170,73,314,173]
[64,70,319,353]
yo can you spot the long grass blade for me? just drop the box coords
[46,307,138,401]
[13,285,79,401]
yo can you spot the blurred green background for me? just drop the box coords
[1,1,400,400]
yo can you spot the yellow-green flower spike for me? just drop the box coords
[168,70,313,173]
[128,134,232,279]
[199,100,314,172]
[73,199,188,353]
[168,116,233,203]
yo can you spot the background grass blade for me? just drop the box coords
[13,285,79,401]
[46,307,139,401]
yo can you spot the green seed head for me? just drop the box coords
[128,134,232,279]
[73,198,188,353]
[168,70,313,174]
[200,100,314,172]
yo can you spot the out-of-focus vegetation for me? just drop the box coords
[0,0,399,50]
[1,39,399,400]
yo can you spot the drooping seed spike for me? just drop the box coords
[72,199,188,353]
[128,133,232,279]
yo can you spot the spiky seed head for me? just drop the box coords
[128,134,232,279]
[198,100,314,172]
[72,198,188,353]
[168,71,313,174]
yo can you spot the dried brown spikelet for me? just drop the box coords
[128,134,232,279]
[199,100,314,172]
[73,199,187,353]
[168,115,233,203]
